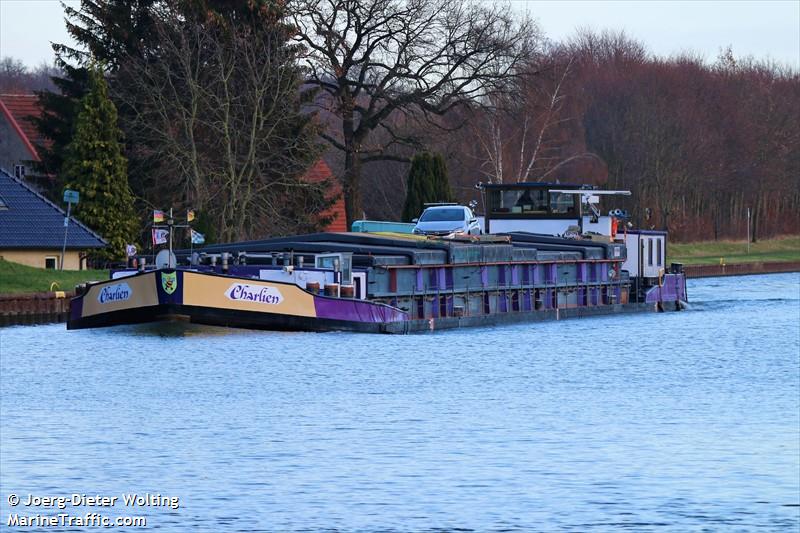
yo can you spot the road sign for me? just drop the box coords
[63,189,80,204]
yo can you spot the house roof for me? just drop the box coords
[0,93,46,161]
[0,168,106,250]
[302,159,347,232]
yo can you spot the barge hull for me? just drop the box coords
[68,299,677,333]
[390,301,678,333]
[67,227,687,334]
[68,303,390,333]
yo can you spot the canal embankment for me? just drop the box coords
[682,261,800,278]
[0,291,73,326]
[670,236,799,267]
[0,259,104,326]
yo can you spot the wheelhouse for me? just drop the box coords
[483,182,582,221]
[479,182,596,236]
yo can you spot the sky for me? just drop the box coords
[0,0,798,69]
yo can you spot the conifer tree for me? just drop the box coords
[35,0,159,190]
[61,64,138,261]
[402,153,433,222]
[402,152,454,222]
[431,153,454,206]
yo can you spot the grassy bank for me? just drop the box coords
[0,259,109,295]
[669,236,800,265]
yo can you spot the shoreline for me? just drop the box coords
[0,291,73,326]
[682,261,800,279]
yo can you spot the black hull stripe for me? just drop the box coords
[67,302,677,334]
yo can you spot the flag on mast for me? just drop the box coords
[187,209,195,222]
[190,229,205,245]
[152,228,169,245]
[153,210,165,223]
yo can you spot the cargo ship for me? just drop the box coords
[67,183,687,333]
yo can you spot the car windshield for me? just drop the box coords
[419,208,465,222]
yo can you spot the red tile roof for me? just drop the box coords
[0,93,44,161]
[301,159,348,232]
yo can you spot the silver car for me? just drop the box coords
[412,205,481,236]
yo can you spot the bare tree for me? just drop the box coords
[0,57,28,92]
[471,56,598,183]
[471,52,607,186]
[116,13,327,241]
[471,95,509,183]
[0,57,61,92]
[291,0,540,225]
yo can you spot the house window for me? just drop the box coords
[648,238,654,266]
[656,239,663,266]
[45,256,58,269]
[14,165,26,179]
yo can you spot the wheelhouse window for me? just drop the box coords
[549,192,577,214]
[315,253,352,285]
[488,189,548,215]
[487,187,577,217]
[656,239,662,266]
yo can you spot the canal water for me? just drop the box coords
[1,273,798,531]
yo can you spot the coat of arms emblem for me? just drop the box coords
[161,272,178,295]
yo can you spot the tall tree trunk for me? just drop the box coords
[343,150,362,228]
[340,90,361,229]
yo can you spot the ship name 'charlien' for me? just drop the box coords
[97,283,131,304]
[225,283,283,305]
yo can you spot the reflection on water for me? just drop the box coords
[1,273,799,531]
[111,321,240,338]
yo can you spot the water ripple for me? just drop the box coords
[1,273,798,531]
